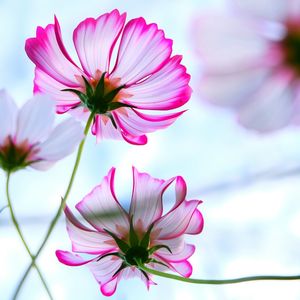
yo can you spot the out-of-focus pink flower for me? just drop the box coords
[56,167,203,296]
[193,0,300,132]
[0,89,83,172]
[25,9,191,145]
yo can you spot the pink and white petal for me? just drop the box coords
[114,108,185,136]
[152,236,185,253]
[88,256,123,296]
[155,243,195,263]
[30,160,56,171]
[287,0,300,20]
[199,67,270,108]
[169,260,193,277]
[68,106,90,122]
[124,55,191,110]
[193,14,268,73]
[92,114,123,143]
[73,9,126,77]
[0,90,18,144]
[129,167,175,230]
[185,209,204,235]
[153,200,201,240]
[64,206,116,254]
[56,250,93,266]
[76,168,129,234]
[34,68,81,107]
[232,0,288,22]
[25,18,84,87]
[121,267,156,289]
[111,18,172,86]
[238,71,294,132]
[37,118,83,162]
[15,94,55,145]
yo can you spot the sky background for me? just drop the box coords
[0,0,300,299]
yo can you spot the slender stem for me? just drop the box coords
[6,172,53,299]
[140,265,300,284]
[13,112,95,299]
[0,205,8,214]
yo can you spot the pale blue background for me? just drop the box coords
[0,0,300,299]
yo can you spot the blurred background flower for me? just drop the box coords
[0,0,300,299]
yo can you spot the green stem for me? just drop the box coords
[140,265,300,284]
[13,112,95,299]
[6,172,53,300]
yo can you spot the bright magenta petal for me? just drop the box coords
[25,18,84,87]
[125,55,191,110]
[56,250,93,266]
[73,9,126,77]
[76,168,129,234]
[185,209,204,235]
[111,18,172,85]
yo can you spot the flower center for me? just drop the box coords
[125,246,149,266]
[281,24,300,74]
[0,138,37,172]
[64,73,133,116]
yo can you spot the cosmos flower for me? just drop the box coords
[56,167,203,296]
[0,89,83,172]
[193,0,300,132]
[25,9,191,145]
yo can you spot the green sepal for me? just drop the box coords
[147,258,169,268]
[104,85,125,103]
[148,244,172,255]
[97,252,124,262]
[108,102,136,110]
[81,76,93,98]
[62,89,89,104]
[105,112,118,129]
[103,229,130,253]
[95,72,106,98]
[129,216,139,247]
[140,223,154,249]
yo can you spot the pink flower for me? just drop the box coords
[25,9,191,145]
[193,0,300,132]
[0,89,83,172]
[56,167,203,296]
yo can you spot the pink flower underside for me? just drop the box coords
[56,167,203,295]
[26,9,191,144]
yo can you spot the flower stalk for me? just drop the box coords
[13,112,95,299]
[139,264,300,285]
[6,172,53,300]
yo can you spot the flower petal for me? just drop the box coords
[153,200,201,240]
[56,250,93,266]
[25,17,84,87]
[15,94,55,145]
[184,209,204,235]
[199,67,269,108]
[88,256,122,296]
[169,260,193,277]
[129,167,175,231]
[36,118,83,162]
[34,68,80,108]
[238,71,294,132]
[76,168,129,235]
[193,14,268,73]
[0,90,18,144]
[73,9,126,77]
[64,206,116,254]
[154,242,195,263]
[232,0,288,21]
[114,108,185,137]
[111,18,172,85]
[125,55,191,110]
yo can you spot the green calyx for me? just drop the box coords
[0,139,37,172]
[100,217,172,277]
[282,30,300,73]
[62,73,134,116]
